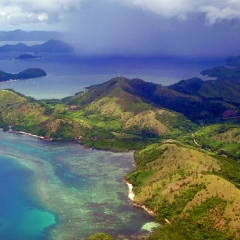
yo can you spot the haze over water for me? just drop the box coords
[0,51,222,99]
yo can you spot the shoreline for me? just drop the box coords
[124,179,171,224]
[124,180,135,201]
[9,129,53,141]
[124,180,156,217]
[0,79,17,84]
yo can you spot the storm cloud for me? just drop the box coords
[1,0,240,57]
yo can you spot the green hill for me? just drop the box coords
[65,76,240,123]
[0,85,195,151]
[194,124,240,160]
[200,67,240,84]
[125,142,240,239]
[170,77,240,103]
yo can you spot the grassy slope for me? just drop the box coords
[126,142,240,239]
[57,78,196,150]
[195,124,240,159]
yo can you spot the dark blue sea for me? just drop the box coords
[0,51,223,99]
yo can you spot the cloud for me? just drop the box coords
[1,0,240,26]
[121,0,193,20]
[58,1,240,58]
[200,5,240,25]
[1,0,240,58]
[0,0,83,25]
[120,0,240,25]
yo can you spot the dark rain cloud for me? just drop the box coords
[1,0,240,57]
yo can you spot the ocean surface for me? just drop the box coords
[0,48,224,239]
[0,51,223,100]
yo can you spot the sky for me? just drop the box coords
[1,0,240,57]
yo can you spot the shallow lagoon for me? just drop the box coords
[0,131,154,239]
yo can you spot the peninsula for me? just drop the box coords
[0,68,47,82]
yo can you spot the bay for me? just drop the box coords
[0,131,154,239]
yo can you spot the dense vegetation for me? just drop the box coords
[88,233,114,240]
[1,55,240,239]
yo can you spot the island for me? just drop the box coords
[15,54,42,60]
[0,29,62,41]
[0,68,47,82]
[0,54,240,240]
[0,39,73,53]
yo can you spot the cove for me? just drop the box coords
[0,130,155,239]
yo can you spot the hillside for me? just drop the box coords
[1,75,238,148]
[194,124,240,160]
[0,68,47,82]
[169,77,240,103]
[73,76,240,122]
[0,78,196,151]
[200,67,240,84]
[126,142,240,239]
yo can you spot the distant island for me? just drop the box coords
[0,29,62,41]
[0,39,73,53]
[0,68,47,82]
[15,54,42,60]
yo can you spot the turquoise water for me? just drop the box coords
[0,154,56,240]
[0,131,155,239]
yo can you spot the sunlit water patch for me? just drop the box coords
[0,131,155,239]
